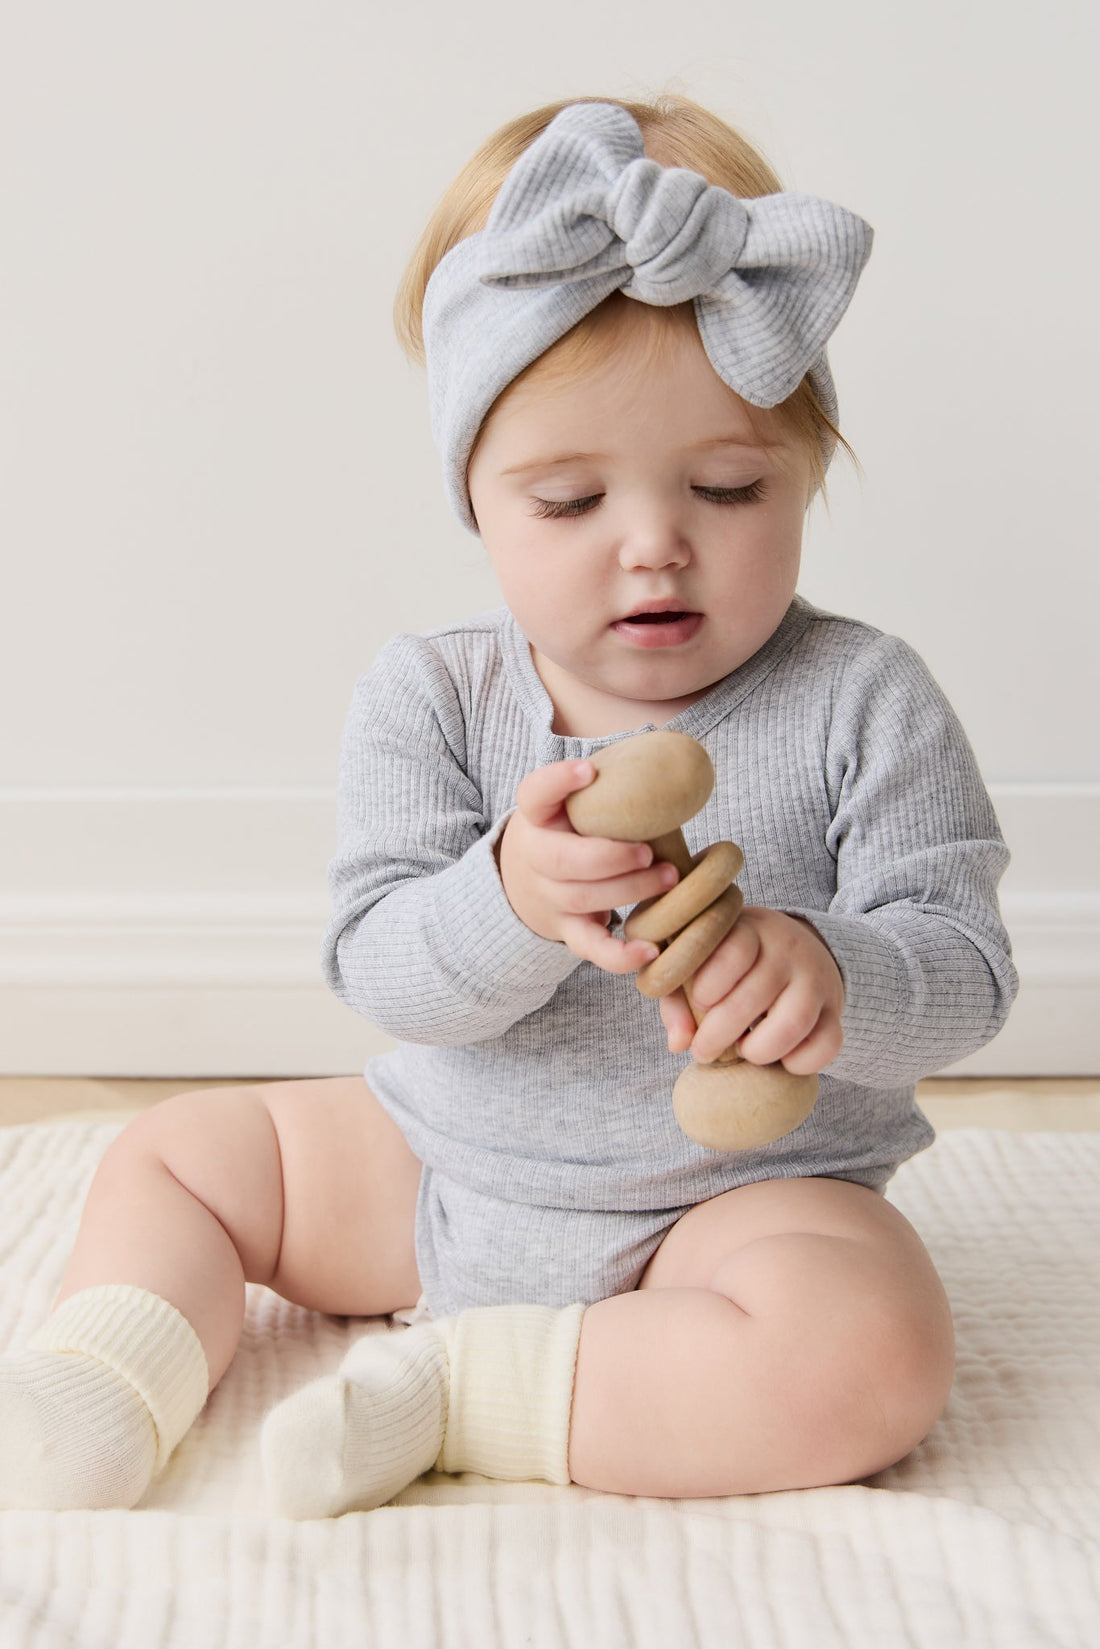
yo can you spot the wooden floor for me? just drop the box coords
[1,1075,1098,1131]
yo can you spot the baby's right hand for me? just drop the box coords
[496,758,679,974]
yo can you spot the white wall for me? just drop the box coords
[3,0,1097,1075]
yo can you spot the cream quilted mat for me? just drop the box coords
[0,1122,1097,1647]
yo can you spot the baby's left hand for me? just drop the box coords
[658,908,844,1074]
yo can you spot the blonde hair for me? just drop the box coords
[394,94,854,499]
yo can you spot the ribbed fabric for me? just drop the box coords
[0,1348,157,1510]
[30,1284,209,1470]
[324,596,1018,1317]
[263,1305,584,1516]
[436,1303,585,1484]
[422,102,873,531]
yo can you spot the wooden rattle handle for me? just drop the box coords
[565,730,818,1152]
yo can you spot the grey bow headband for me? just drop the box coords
[422,101,873,533]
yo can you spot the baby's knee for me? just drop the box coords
[723,1232,955,1479]
[105,1085,273,1176]
[808,1267,955,1479]
[95,1085,285,1282]
[866,1287,955,1468]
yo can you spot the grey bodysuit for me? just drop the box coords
[323,597,1017,1316]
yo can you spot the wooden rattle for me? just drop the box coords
[564,729,819,1152]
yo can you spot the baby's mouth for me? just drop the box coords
[611,606,703,646]
[615,601,700,625]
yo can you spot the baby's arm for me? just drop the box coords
[662,632,1016,1087]
[734,632,1014,1088]
[323,635,588,1044]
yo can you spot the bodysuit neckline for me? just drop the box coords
[497,595,817,769]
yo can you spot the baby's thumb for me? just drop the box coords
[514,760,595,830]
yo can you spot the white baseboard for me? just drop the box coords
[944,893,1100,1075]
[1,785,1097,1077]
[947,784,1100,1075]
[0,983,393,1078]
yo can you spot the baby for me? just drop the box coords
[0,95,1017,1515]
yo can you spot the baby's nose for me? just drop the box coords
[617,506,692,571]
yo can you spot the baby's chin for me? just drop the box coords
[544,660,728,740]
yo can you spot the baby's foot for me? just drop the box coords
[0,1348,157,1510]
[262,1324,448,1518]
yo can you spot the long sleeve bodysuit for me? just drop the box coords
[323,597,1017,1316]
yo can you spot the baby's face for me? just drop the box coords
[467,323,812,737]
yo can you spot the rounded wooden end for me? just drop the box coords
[672,1060,819,1151]
[564,730,714,842]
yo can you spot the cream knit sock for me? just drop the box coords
[262,1302,585,1519]
[0,1284,210,1510]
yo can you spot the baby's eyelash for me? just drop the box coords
[695,482,765,506]
[529,494,602,519]
[528,481,765,520]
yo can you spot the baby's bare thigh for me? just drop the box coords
[640,1175,955,1451]
[251,1075,423,1317]
[640,1174,936,1292]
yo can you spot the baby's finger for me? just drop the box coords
[688,958,785,1063]
[735,982,824,1067]
[689,919,762,1009]
[515,760,596,830]
[535,829,655,884]
[559,914,660,976]
[659,987,696,1053]
[551,861,679,918]
[746,1004,843,1075]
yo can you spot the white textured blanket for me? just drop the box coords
[0,1122,1097,1648]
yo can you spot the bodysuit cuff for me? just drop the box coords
[441,813,583,1003]
[781,907,907,1083]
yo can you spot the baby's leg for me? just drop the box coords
[568,1176,955,1496]
[55,1076,422,1381]
[0,1076,422,1508]
[264,1177,950,1518]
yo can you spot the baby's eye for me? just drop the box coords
[528,495,603,519]
[694,481,765,505]
[527,480,765,520]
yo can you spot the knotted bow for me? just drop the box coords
[423,102,873,533]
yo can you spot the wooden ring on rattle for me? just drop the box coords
[624,840,744,944]
[634,885,744,999]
